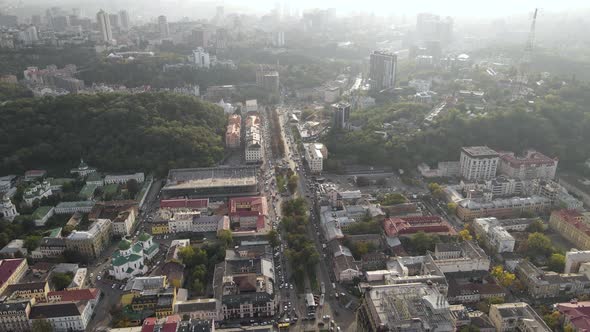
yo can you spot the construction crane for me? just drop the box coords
[514,8,539,98]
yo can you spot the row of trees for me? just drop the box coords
[177,242,227,295]
[269,108,285,158]
[281,198,320,288]
[0,92,226,176]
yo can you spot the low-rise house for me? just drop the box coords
[89,201,139,236]
[0,239,27,258]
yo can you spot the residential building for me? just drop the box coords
[29,300,96,332]
[369,51,397,93]
[245,100,258,113]
[446,271,505,304]
[65,219,112,259]
[383,215,456,237]
[332,102,351,130]
[229,196,267,232]
[89,201,139,236]
[0,239,27,258]
[160,198,208,211]
[0,195,18,221]
[4,281,49,302]
[244,114,262,163]
[473,217,516,253]
[67,268,87,290]
[174,298,220,321]
[456,195,551,221]
[558,174,590,208]
[128,287,176,319]
[498,150,558,180]
[158,15,169,38]
[104,173,144,185]
[432,241,490,273]
[167,211,228,234]
[0,258,28,295]
[565,250,590,274]
[324,86,340,103]
[550,210,590,250]
[37,237,66,258]
[357,283,454,332]
[213,257,275,320]
[459,146,499,181]
[96,10,113,43]
[0,300,32,332]
[332,245,361,282]
[54,201,95,214]
[119,10,130,30]
[46,288,100,303]
[192,47,210,68]
[515,260,590,299]
[225,114,241,148]
[303,143,328,174]
[556,301,590,332]
[489,303,551,332]
[110,234,159,280]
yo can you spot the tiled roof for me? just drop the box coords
[47,288,100,302]
[29,301,85,319]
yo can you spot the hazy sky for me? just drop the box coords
[226,0,590,17]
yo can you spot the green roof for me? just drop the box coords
[48,178,75,186]
[112,253,143,267]
[103,183,119,196]
[79,183,99,199]
[47,227,62,238]
[86,172,103,182]
[145,243,159,255]
[32,206,54,219]
[118,239,132,250]
[138,232,151,242]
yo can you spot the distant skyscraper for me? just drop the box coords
[31,15,42,26]
[272,31,285,47]
[332,102,351,130]
[119,10,130,30]
[109,14,119,29]
[416,13,453,45]
[369,51,397,93]
[158,15,169,38]
[215,6,224,21]
[72,8,81,17]
[19,26,39,45]
[190,28,209,48]
[96,10,113,43]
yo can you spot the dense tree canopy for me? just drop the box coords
[0,92,226,175]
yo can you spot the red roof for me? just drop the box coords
[553,209,590,235]
[162,314,181,332]
[383,215,456,237]
[141,317,157,332]
[0,258,25,287]
[229,196,267,215]
[160,198,209,210]
[499,150,557,167]
[557,301,590,331]
[47,288,100,302]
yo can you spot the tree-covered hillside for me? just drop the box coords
[326,82,590,172]
[0,92,226,175]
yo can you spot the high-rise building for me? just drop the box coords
[416,13,453,45]
[96,10,113,43]
[272,31,285,47]
[158,15,169,38]
[109,14,119,29]
[332,102,351,130]
[119,10,130,30]
[459,146,500,181]
[192,47,210,68]
[19,26,39,45]
[190,28,209,48]
[369,51,397,93]
[215,28,227,49]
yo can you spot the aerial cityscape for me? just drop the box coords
[1,1,590,332]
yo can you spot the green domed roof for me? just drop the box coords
[118,239,132,250]
[138,232,151,242]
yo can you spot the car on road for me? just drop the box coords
[111,283,116,289]
[97,276,101,280]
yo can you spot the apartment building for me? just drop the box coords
[0,258,28,295]
[89,201,139,236]
[498,150,558,180]
[459,146,499,181]
[550,210,590,250]
[303,143,328,174]
[489,303,551,332]
[0,300,32,332]
[64,219,113,259]
[225,114,241,148]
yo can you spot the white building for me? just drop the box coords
[19,25,38,45]
[473,217,516,253]
[103,172,144,185]
[565,250,590,274]
[432,241,491,273]
[192,47,210,68]
[272,30,285,47]
[23,181,52,206]
[29,300,96,332]
[303,143,328,174]
[158,15,169,38]
[110,233,159,280]
[245,100,258,112]
[0,195,18,221]
[54,201,95,214]
[96,10,113,43]
[244,115,262,163]
[459,146,499,181]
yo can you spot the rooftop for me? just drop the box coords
[164,166,257,190]
[0,258,25,287]
[461,146,499,158]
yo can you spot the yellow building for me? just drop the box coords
[549,210,590,250]
[151,221,169,235]
[0,258,28,296]
[4,281,49,302]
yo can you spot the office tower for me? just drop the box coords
[416,13,453,45]
[158,15,169,38]
[109,14,119,29]
[460,146,500,181]
[215,6,224,21]
[20,26,39,45]
[192,47,210,68]
[332,102,351,130]
[272,31,285,47]
[369,51,397,93]
[119,10,130,30]
[52,15,69,31]
[72,8,81,17]
[216,28,227,49]
[96,10,113,43]
[190,28,209,48]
